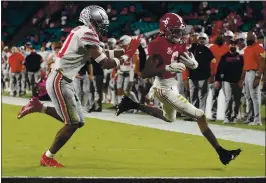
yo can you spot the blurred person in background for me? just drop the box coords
[90,58,104,112]
[223,30,233,51]
[117,35,139,104]
[37,70,50,101]
[209,35,230,121]
[38,46,49,72]
[46,42,62,74]
[109,68,118,108]
[73,61,91,112]
[18,46,27,95]
[236,32,248,120]
[215,39,244,124]
[24,46,43,96]
[236,32,247,56]
[183,32,215,121]
[25,42,33,56]
[182,33,199,101]
[103,38,117,103]
[8,47,24,96]
[240,31,265,126]
[261,51,266,106]
[2,46,11,91]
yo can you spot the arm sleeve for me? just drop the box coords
[79,30,101,47]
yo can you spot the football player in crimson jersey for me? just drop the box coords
[17,5,140,167]
[117,12,241,166]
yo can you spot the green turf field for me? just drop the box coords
[2,103,265,177]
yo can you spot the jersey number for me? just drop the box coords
[170,51,179,63]
[58,26,80,58]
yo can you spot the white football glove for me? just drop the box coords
[165,62,186,73]
[179,52,199,70]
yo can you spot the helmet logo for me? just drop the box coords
[162,17,170,26]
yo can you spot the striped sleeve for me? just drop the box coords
[80,31,100,46]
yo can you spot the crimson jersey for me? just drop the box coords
[148,35,187,79]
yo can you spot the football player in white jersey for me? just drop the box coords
[117,35,139,104]
[17,5,140,167]
[102,38,117,103]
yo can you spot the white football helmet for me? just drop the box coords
[224,30,234,39]
[107,38,117,49]
[79,5,109,36]
[119,35,132,46]
[140,38,147,48]
[198,32,209,45]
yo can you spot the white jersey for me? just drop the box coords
[119,57,134,72]
[119,51,138,72]
[55,25,101,79]
[237,46,247,56]
[1,51,11,70]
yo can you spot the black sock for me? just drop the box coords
[202,128,222,153]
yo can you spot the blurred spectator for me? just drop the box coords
[73,62,91,111]
[8,47,24,96]
[2,46,11,90]
[46,42,61,74]
[37,72,50,101]
[209,36,229,121]
[18,47,27,95]
[183,33,215,121]
[242,31,265,126]
[38,46,49,72]
[215,40,244,124]
[24,47,43,96]
[90,60,104,112]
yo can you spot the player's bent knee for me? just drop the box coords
[195,108,205,119]
[164,115,175,123]
[66,122,85,129]
[168,117,175,123]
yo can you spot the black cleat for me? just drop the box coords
[218,147,241,165]
[116,96,139,116]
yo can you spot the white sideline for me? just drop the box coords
[2,96,265,146]
[1,176,265,179]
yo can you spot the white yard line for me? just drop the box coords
[1,176,265,179]
[2,96,265,146]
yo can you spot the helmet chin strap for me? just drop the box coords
[168,36,180,43]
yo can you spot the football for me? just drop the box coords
[178,51,193,62]
[178,51,198,69]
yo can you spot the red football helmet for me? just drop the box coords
[160,13,186,43]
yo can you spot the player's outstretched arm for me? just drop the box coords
[88,45,126,69]
[88,35,141,69]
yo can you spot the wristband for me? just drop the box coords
[113,58,120,67]
[95,53,107,63]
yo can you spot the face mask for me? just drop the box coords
[247,40,255,46]
[230,47,236,53]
